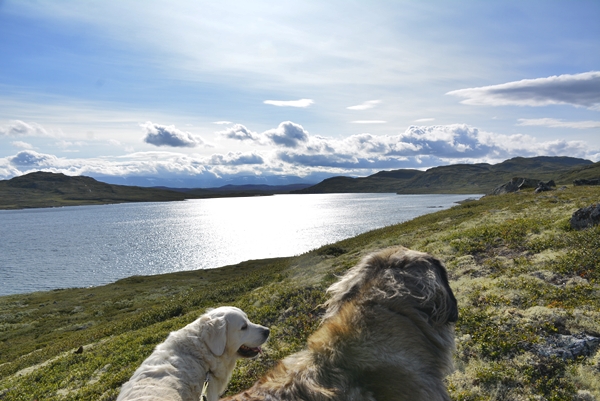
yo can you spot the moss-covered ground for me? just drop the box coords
[1,186,599,400]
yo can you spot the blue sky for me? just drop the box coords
[1,0,599,187]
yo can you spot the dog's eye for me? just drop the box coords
[241,323,248,330]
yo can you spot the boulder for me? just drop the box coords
[490,177,540,195]
[534,180,556,193]
[533,333,600,360]
[573,178,600,186]
[570,204,600,230]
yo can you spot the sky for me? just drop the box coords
[1,0,599,187]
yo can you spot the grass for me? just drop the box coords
[1,186,600,400]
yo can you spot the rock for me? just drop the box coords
[565,276,589,287]
[570,204,600,230]
[490,177,540,195]
[534,180,556,193]
[575,390,596,401]
[574,178,600,186]
[533,333,600,360]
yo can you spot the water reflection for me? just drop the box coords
[0,193,480,295]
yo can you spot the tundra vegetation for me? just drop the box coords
[1,186,599,400]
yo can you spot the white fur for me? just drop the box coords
[116,306,269,401]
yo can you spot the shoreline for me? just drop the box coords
[0,193,484,298]
[1,187,599,399]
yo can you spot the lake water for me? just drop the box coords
[0,193,480,296]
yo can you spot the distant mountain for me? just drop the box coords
[0,172,191,209]
[294,156,599,194]
[90,174,319,188]
[0,172,313,210]
[293,169,424,194]
[155,183,312,195]
[3,157,599,209]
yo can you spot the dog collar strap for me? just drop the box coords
[201,372,210,401]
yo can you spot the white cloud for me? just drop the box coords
[270,123,598,169]
[213,121,232,125]
[9,150,59,167]
[208,152,264,166]
[141,121,205,148]
[263,121,310,148]
[217,124,262,142]
[11,141,33,149]
[347,100,381,110]
[0,120,52,137]
[517,118,600,129]
[415,118,435,122]
[263,99,314,108]
[1,123,597,185]
[398,125,493,158]
[56,140,84,149]
[350,120,387,124]
[447,71,600,110]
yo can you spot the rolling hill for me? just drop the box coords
[294,156,600,194]
[0,172,310,210]
[2,156,599,209]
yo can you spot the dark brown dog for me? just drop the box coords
[221,246,458,401]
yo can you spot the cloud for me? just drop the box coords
[263,99,314,108]
[276,151,413,170]
[208,152,264,166]
[1,124,597,185]
[350,120,387,124]
[269,123,598,170]
[56,140,84,149]
[217,124,262,142]
[447,71,600,110]
[263,121,309,148]
[397,125,494,158]
[141,121,204,148]
[415,118,435,122]
[0,120,51,137]
[11,141,34,149]
[9,150,58,167]
[517,118,600,129]
[213,121,232,125]
[347,100,381,110]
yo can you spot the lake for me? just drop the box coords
[0,193,481,296]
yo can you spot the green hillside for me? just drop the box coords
[1,185,599,400]
[0,172,190,209]
[0,172,308,210]
[296,156,599,194]
[2,157,599,209]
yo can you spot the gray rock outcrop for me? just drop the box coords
[534,180,556,193]
[573,178,600,186]
[533,333,600,360]
[570,204,600,230]
[491,177,540,195]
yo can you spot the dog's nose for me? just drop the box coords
[263,327,270,338]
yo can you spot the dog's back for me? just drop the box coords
[221,247,457,401]
[117,325,208,401]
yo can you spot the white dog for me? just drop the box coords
[116,306,270,401]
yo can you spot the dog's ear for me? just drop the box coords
[433,259,458,323]
[397,255,458,325]
[203,315,227,356]
[417,259,458,325]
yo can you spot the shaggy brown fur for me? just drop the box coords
[221,246,458,401]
